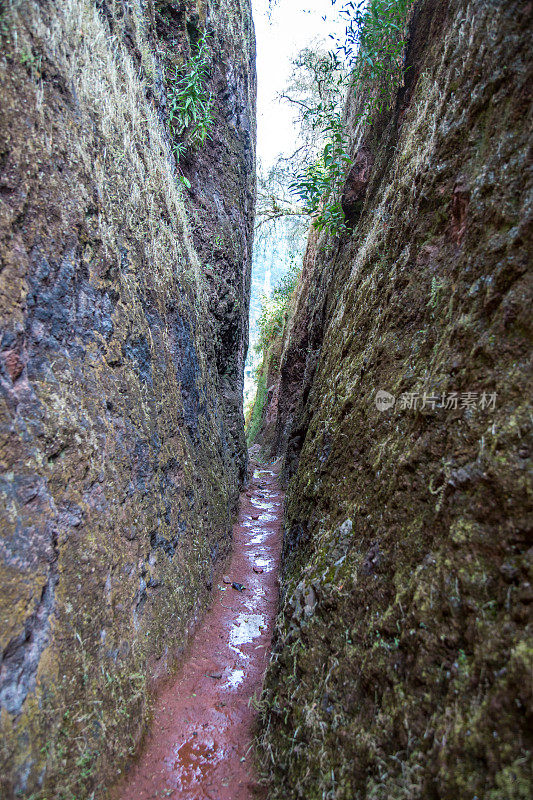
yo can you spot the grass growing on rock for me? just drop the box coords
[0,1,244,797]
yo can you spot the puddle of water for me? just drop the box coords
[250,499,275,510]
[230,613,266,649]
[251,556,271,569]
[224,668,245,688]
[170,737,223,788]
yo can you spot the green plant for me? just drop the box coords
[246,361,268,445]
[256,261,301,350]
[167,36,214,153]
[285,47,351,236]
[0,1,11,40]
[288,0,415,236]
[289,112,351,236]
[246,264,302,445]
[428,276,447,317]
[19,47,42,77]
[339,0,415,113]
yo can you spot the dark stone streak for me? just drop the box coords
[0,554,58,716]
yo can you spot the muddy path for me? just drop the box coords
[113,463,283,800]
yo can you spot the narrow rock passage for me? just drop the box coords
[114,463,283,800]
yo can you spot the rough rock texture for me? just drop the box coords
[175,0,256,485]
[0,1,255,798]
[259,2,532,798]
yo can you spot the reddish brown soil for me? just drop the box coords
[113,465,283,800]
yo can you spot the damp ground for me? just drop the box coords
[113,463,283,800]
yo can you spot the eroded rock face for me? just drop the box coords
[176,0,256,486]
[260,2,532,798]
[341,146,374,226]
[0,1,255,797]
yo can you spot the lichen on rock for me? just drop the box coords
[257,1,532,798]
[0,0,255,797]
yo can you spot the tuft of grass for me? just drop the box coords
[19,47,42,77]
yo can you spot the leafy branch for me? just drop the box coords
[286,0,415,237]
[333,0,415,116]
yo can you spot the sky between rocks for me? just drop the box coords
[252,0,344,171]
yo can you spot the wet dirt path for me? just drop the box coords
[114,464,283,800]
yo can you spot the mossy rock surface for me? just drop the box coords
[258,1,532,798]
[0,1,255,797]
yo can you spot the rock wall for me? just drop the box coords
[259,2,532,798]
[245,332,282,449]
[0,1,255,797]
[175,0,256,485]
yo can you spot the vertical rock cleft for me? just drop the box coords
[0,1,255,797]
